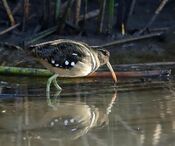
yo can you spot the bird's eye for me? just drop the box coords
[98,49,109,56]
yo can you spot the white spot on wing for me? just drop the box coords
[51,59,55,64]
[54,119,58,122]
[55,64,59,67]
[50,122,54,126]
[64,120,68,126]
[72,53,78,56]
[71,62,75,66]
[70,118,75,123]
[71,128,77,131]
[65,60,69,65]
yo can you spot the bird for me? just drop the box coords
[28,39,117,94]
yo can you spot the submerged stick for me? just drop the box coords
[2,0,15,26]
[89,70,170,78]
[0,66,52,77]
[0,66,171,79]
[113,61,175,71]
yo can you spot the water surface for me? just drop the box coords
[0,76,175,146]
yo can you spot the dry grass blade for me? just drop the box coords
[55,0,61,21]
[138,0,169,35]
[0,23,20,36]
[2,0,15,26]
[108,0,114,32]
[58,0,75,33]
[75,0,81,26]
[22,0,30,31]
[94,32,163,48]
[25,26,58,45]
[79,9,100,21]
[98,0,106,33]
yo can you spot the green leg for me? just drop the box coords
[46,74,59,93]
[53,78,62,90]
[46,74,62,107]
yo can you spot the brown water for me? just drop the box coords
[0,76,175,146]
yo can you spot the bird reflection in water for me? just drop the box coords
[0,92,117,143]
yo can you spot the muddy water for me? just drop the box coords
[0,76,175,146]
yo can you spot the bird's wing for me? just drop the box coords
[30,41,89,69]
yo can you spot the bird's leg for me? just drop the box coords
[46,74,59,93]
[46,74,62,107]
[53,77,62,90]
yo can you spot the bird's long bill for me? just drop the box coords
[106,61,117,83]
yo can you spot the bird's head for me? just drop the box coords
[97,49,117,84]
[97,49,110,65]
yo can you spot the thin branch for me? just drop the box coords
[138,0,169,35]
[25,26,58,45]
[97,0,106,33]
[0,23,20,36]
[0,66,171,79]
[0,66,51,77]
[12,0,23,15]
[90,70,170,78]
[94,32,163,48]
[79,9,100,21]
[128,0,136,17]
[75,0,81,26]
[2,0,15,26]
[58,0,75,33]
[22,0,30,31]
[55,0,61,21]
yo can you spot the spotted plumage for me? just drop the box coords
[0,39,117,101]
[29,42,85,69]
[28,39,108,77]
[27,39,117,98]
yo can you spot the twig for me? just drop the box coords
[97,0,106,33]
[79,9,100,21]
[128,0,136,17]
[0,66,171,79]
[138,0,169,35]
[75,0,81,26]
[81,0,87,32]
[90,70,170,78]
[94,32,163,48]
[22,0,30,31]
[0,23,20,36]
[2,0,15,26]
[55,0,61,21]
[0,14,35,36]
[108,0,114,32]
[113,61,175,71]
[25,26,58,45]
[0,66,51,77]
[58,0,75,33]
[12,0,23,15]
